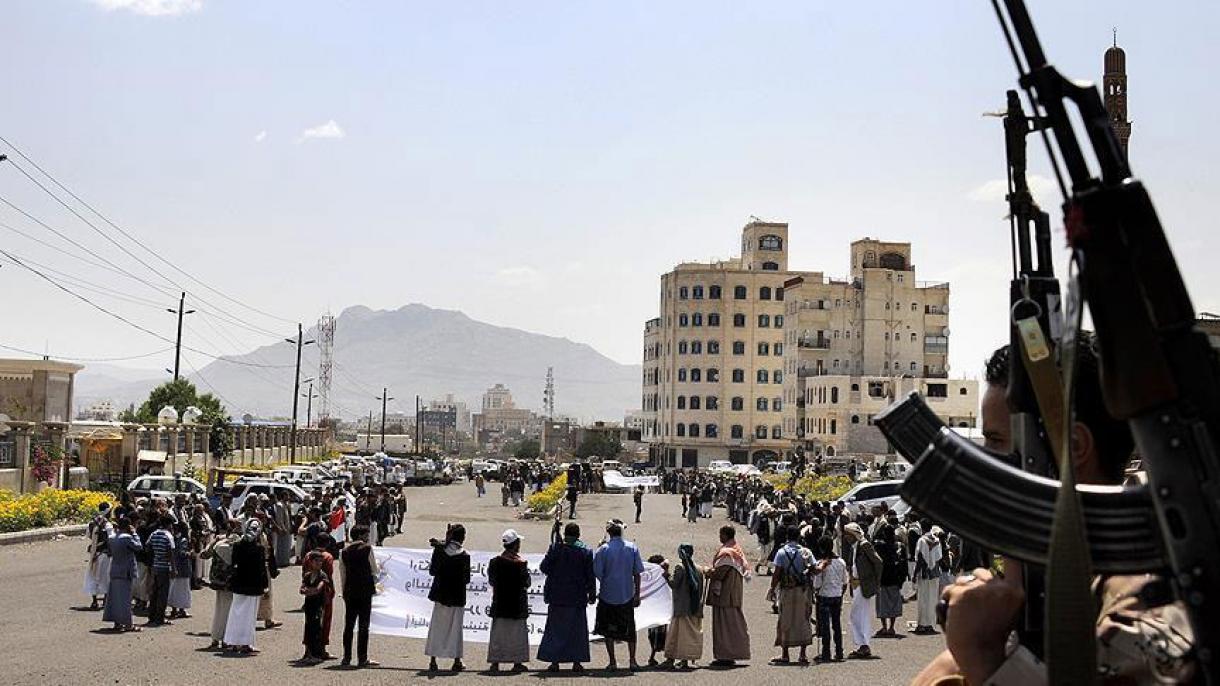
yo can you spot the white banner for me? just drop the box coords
[602,470,661,489]
[368,547,672,644]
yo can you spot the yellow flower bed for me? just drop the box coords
[0,489,116,534]
[766,474,855,502]
[525,473,568,513]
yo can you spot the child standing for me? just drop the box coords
[167,522,193,619]
[299,550,334,664]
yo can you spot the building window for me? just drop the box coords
[927,383,948,398]
[911,332,918,341]
[773,370,783,384]
[960,387,969,395]
[678,368,688,382]
[688,423,699,438]
[912,303,918,311]
[830,419,837,435]
[677,423,686,437]
[868,381,885,398]
[776,288,784,302]
[677,395,687,410]
[731,397,744,411]
[708,341,720,354]
[758,314,771,328]
[761,261,779,271]
[734,285,747,300]
[758,342,770,355]
[707,368,719,382]
[678,314,689,327]
[851,383,860,392]
[773,398,782,412]
[911,361,918,372]
[691,368,702,382]
[757,369,769,383]
[733,314,746,327]
[708,313,720,327]
[706,396,719,410]
[706,424,718,439]
[833,359,840,368]
[851,414,860,424]
[884,332,890,340]
[679,287,689,300]
[731,425,743,439]
[709,285,722,300]
[775,314,784,327]
[774,342,783,355]
[691,341,702,354]
[757,397,769,411]
[760,286,772,300]
[759,235,783,250]
[732,341,745,355]
[732,369,745,383]
[678,341,688,355]
[835,299,841,307]
[692,313,703,327]
[831,387,839,403]
[755,425,767,439]
[771,425,782,439]
[692,285,704,300]
[894,362,901,370]
[690,396,701,410]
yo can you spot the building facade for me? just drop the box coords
[782,239,977,458]
[0,359,82,424]
[1103,34,1131,160]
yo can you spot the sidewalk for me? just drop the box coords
[0,523,87,546]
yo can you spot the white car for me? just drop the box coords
[228,479,308,514]
[707,460,734,473]
[732,464,762,477]
[126,474,208,501]
[839,480,904,516]
[600,459,622,473]
[766,461,792,474]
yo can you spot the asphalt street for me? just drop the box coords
[0,483,943,685]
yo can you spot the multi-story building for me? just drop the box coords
[782,239,977,458]
[427,394,471,433]
[0,358,82,423]
[471,383,536,442]
[642,221,813,468]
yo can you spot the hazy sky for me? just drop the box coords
[2,1,1217,406]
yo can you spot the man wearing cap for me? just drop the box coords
[592,520,644,671]
[844,521,882,659]
[487,529,531,672]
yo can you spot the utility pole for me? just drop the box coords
[415,395,421,456]
[286,323,315,464]
[376,388,394,452]
[366,411,373,453]
[165,292,195,381]
[302,381,318,427]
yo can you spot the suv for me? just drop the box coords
[839,480,904,516]
[228,479,308,514]
[127,474,208,501]
[706,460,733,473]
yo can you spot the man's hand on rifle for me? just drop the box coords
[941,568,1023,684]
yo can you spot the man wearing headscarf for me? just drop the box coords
[844,521,882,659]
[912,522,944,635]
[704,525,751,665]
[538,522,596,672]
[662,543,704,669]
[486,529,530,672]
[224,519,270,654]
[202,519,240,650]
[425,523,471,672]
[84,502,113,610]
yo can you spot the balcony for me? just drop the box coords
[798,336,831,350]
[924,344,949,355]
[797,367,829,378]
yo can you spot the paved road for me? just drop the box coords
[0,483,943,685]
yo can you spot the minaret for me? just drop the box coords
[1103,29,1132,159]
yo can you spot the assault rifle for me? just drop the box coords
[876,0,1220,682]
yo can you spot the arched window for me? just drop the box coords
[776,288,784,302]
[677,395,686,410]
[691,368,702,382]
[758,314,771,327]
[774,342,783,355]
[731,397,744,411]
[826,445,836,457]
[678,314,689,327]
[733,341,745,355]
[678,340,688,355]
[760,286,772,300]
[706,396,719,410]
[677,423,686,437]
[775,314,784,328]
[706,424,718,439]
[678,368,687,382]
[761,261,779,271]
[708,313,720,326]
[773,370,783,384]
[757,398,769,411]
[692,313,703,327]
[732,369,745,383]
[759,235,783,250]
[692,285,704,300]
[773,397,782,412]
[959,387,969,395]
[851,383,860,392]
[911,303,918,311]
[678,286,689,300]
[708,341,720,354]
[755,425,768,439]
[757,369,769,383]
[851,415,860,424]
[690,396,701,410]
[771,425,782,439]
[688,423,700,438]
[734,285,747,300]
[733,314,746,327]
[731,425,744,439]
[911,332,918,341]
[707,368,719,382]
[758,342,770,355]
[691,341,702,354]
[709,285,722,300]
[831,387,839,403]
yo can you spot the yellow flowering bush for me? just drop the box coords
[0,489,115,534]
[767,475,855,502]
[525,473,568,513]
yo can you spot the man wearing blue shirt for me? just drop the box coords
[592,519,644,671]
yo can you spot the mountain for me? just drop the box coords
[74,363,166,414]
[174,304,641,422]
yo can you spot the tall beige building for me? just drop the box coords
[641,227,977,468]
[782,239,977,457]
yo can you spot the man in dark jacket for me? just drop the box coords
[538,523,596,671]
[425,524,471,672]
[844,522,882,659]
[339,525,379,668]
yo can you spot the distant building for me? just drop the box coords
[427,394,471,433]
[0,358,83,423]
[79,399,117,422]
[1104,32,1131,159]
[471,383,536,444]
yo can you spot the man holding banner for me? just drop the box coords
[538,522,597,672]
[593,520,645,671]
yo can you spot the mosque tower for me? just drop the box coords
[1104,30,1132,160]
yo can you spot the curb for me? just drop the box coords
[0,523,87,546]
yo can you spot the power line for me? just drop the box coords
[0,250,167,310]
[0,137,297,325]
[0,342,173,362]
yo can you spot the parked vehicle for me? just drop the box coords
[126,474,208,501]
[706,460,734,474]
[228,478,308,514]
[765,461,793,474]
[839,480,904,516]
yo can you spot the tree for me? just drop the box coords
[132,378,232,461]
[575,432,622,461]
[514,439,541,460]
